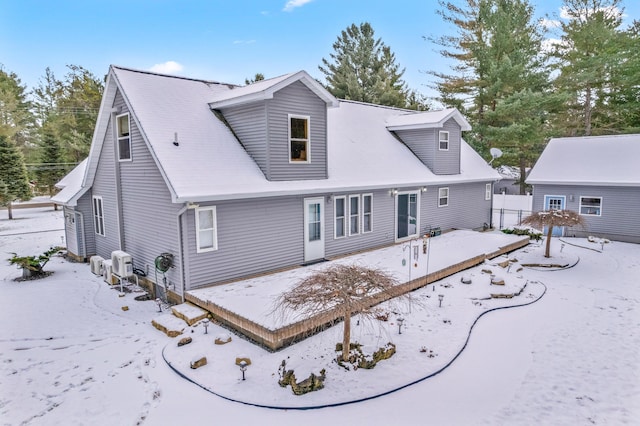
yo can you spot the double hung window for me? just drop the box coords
[438,187,449,207]
[196,207,218,252]
[334,196,346,238]
[349,195,360,235]
[439,131,449,151]
[116,113,132,161]
[289,115,309,162]
[92,196,105,236]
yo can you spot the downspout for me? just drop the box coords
[76,211,86,259]
[176,203,189,303]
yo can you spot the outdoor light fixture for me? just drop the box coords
[202,318,210,334]
[390,188,398,196]
[239,360,248,381]
[155,298,162,312]
[438,294,444,307]
[397,316,404,334]
[421,186,427,193]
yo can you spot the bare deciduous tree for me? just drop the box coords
[521,209,586,258]
[274,264,404,362]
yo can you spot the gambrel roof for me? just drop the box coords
[64,66,499,205]
[526,134,640,187]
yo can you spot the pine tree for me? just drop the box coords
[32,65,104,163]
[0,66,36,160]
[319,22,420,109]
[0,134,32,219]
[550,0,624,136]
[36,122,65,196]
[429,0,555,193]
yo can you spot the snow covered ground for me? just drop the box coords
[1,207,638,425]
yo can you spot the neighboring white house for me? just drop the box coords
[526,134,640,243]
[53,65,500,303]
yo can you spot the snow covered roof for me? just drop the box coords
[75,66,498,204]
[385,108,472,131]
[526,134,640,187]
[51,159,88,206]
[496,165,521,180]
[208,70,339,109]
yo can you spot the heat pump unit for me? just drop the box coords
[102,260,115,285]
[111,250,133,277]
[90,256,104,275]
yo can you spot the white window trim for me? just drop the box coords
[439,130,449,151]
[92,195,105,237]
[544,195,566,211]
[579,196,603,217]
[116,113,132,162]
[485,183,492,201]
[362,193,373,233]
[195,206,218,253]
[348,194,360,236]
[288,114,310,164]
[334,195,346,239]
[438,187,449,207]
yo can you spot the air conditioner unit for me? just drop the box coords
[111,250,133,277]
[102,260,116,285]
[90,256,104,275]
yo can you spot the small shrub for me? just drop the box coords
[8,246,65,279]
[501,227,542,241]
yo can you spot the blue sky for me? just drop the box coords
[1,0,638,103]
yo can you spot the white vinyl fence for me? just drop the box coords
[492,194,533,229]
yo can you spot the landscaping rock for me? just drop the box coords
[190,356,207,369]
[177,337,192,347]
[215,333,232,345]
[121,306,129,311]
[235,356,251,366]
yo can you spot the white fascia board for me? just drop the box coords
[386,109,472,132]
[386,122,442,131]
[174,177,496,203]
[526,179,639,187]
[110,69,180,203]
[209,71,339,109]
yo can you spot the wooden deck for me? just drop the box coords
[186,233,530,351]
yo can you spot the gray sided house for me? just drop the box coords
[526,134,640,243]
[53,66,500,303]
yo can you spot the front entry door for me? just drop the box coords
[544,195,566,237]
[303,197,325,263]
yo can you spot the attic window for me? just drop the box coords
[116,113,132,161]
[289,115,309,163]
[439,131,449,151]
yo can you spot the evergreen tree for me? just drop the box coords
[319,22,423,109]
[601,19,640,132]
[0,66,36,160]
[36,122,65,196]
[429,0,555,193]
[32,65,104,163]
[550,0,624,136]
[244,73,265,85]
[0,135,32,219]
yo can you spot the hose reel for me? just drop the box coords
[155,253,174,273]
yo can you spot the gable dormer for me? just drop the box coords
[386,108,471,175]
[209,71,338,181]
